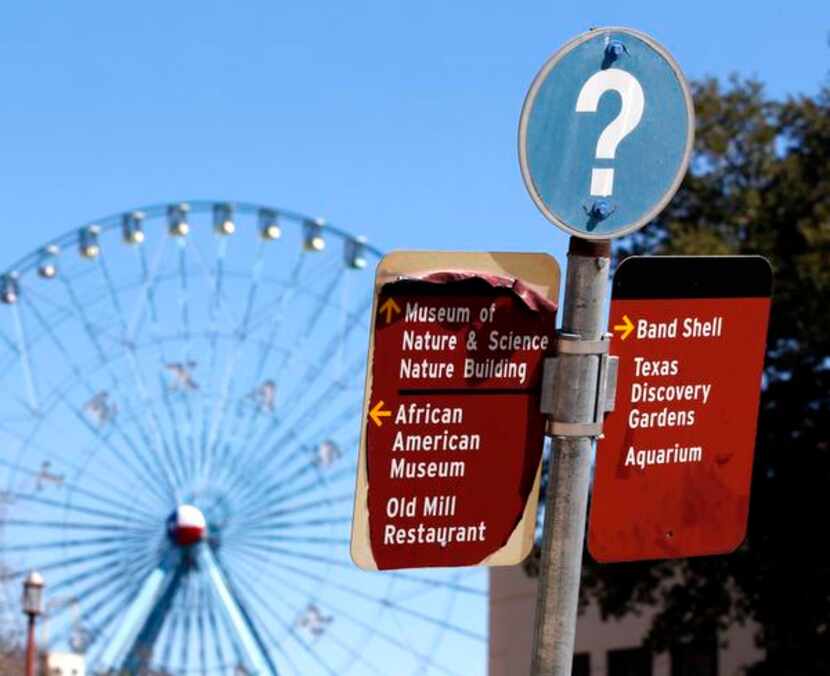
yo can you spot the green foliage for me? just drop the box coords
[531,76,830,673]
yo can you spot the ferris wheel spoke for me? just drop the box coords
[61,391,174,507]
[231,516,353,540]
[230,463,355,528]
[220,254,315,462]
[228,433,356,519]
[230,541,485,643]
[156,380,193,489]
[261,463,357,511]
[237,534,350,549]
[0,447,161,523]
[254,399,362,487]
[222,501,353,543]
[230,549,465,676]
[179,570,195,670]
[94,255,132,342]
[268,268,346,382]
[195,572,211,675]
[0,322,20,359]
[242,319,369,472]
[212,580,301,676]
[126,223,170,344]
[99,553,186,671]
[5,545,139,587]
[0,408,169,511]
[48,552,156,649]
[8,472,159,525]
[51,538,156,587]
[234,427,359,516]
[237,241,267,340]
[384,570,483,607]
[1,534,148,553]
[38,453,162,521]
[201,545,280,675]
[208,588,257,674]
[156,601,184,673]
[1,518,154,533]
[245,359,365,484]
[224,560,341,676]
[173,240,202,484]
[257,440,359,505]
[122,349,184,499]
[198,255,331,486]
[277,289,372,406]
[226,388,362,515]
[19,291,178,504]
[201,570,234,675]
[234,492,353,526]
[246,571,393,676]
[195,238,264,487]
[8,303,41,413]
[223,522,352,550]
[130,239,194,494]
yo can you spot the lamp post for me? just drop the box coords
[23,571,44,676]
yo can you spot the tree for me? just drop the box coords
[527,76,830,674]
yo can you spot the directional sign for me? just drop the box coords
[518,27,694,239]
[351,252,560,570]
[589,256,773,562]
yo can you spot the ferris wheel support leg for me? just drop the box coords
[201,545,279,675]
[97,553,185,670]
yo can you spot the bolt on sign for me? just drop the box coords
[589,256,773,562]
[351,252,560,570]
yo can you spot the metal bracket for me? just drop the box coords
[541,331,619,438]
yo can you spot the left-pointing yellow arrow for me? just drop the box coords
[369,400,392,427]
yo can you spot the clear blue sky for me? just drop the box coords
[0,1,827,268]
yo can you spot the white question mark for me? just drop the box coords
[575,68,645,197]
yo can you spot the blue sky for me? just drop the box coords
[0,1,827,270]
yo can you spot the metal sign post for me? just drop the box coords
[531,238,611,676]
[518,26,696,676]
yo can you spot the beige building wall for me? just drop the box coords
[489,566,761,676]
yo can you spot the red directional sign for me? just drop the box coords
[589,256,773,562]
[351,252,559,570]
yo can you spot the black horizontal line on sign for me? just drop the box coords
[397,388,535,396]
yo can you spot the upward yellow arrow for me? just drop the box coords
[369,400,392,427]
[378,298,401,324]
[613,314,635,341]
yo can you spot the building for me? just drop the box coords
[43,652,85,676]
[489,566,761,675]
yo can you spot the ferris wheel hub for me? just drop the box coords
[167,504,207,547]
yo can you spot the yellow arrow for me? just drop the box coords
[378,298,401,324]
[613,314,635,341]
[369,400,392,427]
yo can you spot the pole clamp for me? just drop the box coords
[540,332,619,438]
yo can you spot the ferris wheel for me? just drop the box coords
[0,201,487,675]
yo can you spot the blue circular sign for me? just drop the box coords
[519,27,694,239]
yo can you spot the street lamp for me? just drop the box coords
[23,571,44,676]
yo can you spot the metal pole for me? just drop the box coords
[25,613,37,676]
[531,237,611,676]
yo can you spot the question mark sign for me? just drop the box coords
[576,68,645,197]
